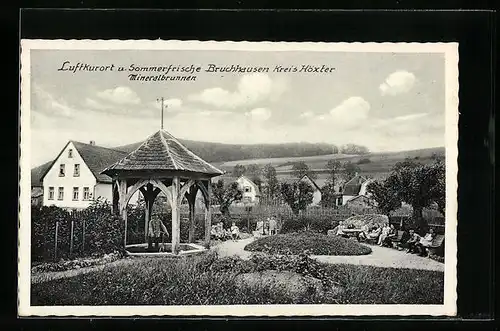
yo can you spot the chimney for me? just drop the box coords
[89,140,95,146]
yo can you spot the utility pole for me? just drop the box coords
[157,97,168,130]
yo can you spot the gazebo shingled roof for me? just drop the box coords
[102,130,224,176]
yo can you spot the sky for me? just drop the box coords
[29,49,446,167]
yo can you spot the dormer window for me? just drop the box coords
[59,164,65,177]
[244,186,251,193]
[74,164,80,177]
[68,149,73,158]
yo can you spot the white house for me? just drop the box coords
[281,174,322,206]
[235,175,261,205]
[36,140,140,210]
[341,174,374,205]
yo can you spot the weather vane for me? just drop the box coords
[157,97,168,130]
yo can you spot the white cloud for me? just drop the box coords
[393,112,428,121]
[32,85,76,117]
[245,107,271,121]
[379,70,416,96]
[96,86,141,105]
[327,96,371,126]
[189,73,284,109]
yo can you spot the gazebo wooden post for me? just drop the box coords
[171,176,181,254]
[204,180,212,248]
[117,179,128,248]
[187,185,198,243]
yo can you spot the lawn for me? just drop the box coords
[244,232,372,255]
[31,251,443,305]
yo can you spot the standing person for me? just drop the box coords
[148,213,169,251]
[230,222,240,241]
[269,215,277,235]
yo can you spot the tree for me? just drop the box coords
[262,164,280,201]
[340,144,370,155]
[342,161,360,181]
[246,164,261,178]
[320,182,338,208]
[325,159,342,186]
[366,180,401,215]
[291,161,317,179]
[232,164,246,177]
[280,181,314,215]
[211,179,243,217]
[291,161,309,179]
[384,159,446,232]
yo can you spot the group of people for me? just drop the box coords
[335,220,437,257]
[255,215,278,236]
[210,221,241,241]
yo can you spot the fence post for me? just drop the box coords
[82,218,85,253]
[70,218,75,256]
[54,221,59,261]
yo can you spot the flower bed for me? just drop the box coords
[244,231,372,255]
[31,251,122,274]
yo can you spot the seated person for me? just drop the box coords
[357,224,370,241]
[336,221,349,238]
[377,223,392,246]
[366,226,382,242]
[382,224,397,247]
[415,228,435,256]
[396,227,411,250]
[404,229,421,253]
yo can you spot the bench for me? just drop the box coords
[427,234,445,256]
[389,230,405,248]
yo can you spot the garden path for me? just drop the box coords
[213,237,445,272]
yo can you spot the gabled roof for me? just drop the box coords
[343,174,368,196]
[102,130,224,177]
[280,174,322,191]
[39,141,129,184]
[31,161,52,186]
[237,175,261,196]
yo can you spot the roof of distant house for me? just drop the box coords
[280,174,322,191]
[37,141,129,185]
[342,174,368,196]
[237,175,261,196]
[102,130,224,177]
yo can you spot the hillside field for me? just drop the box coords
[216,147,445,183]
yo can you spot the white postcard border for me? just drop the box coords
[18,39,459,317]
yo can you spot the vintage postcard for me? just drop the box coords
[19,40,458,316]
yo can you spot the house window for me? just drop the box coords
[48,187,54,200]
[83,187,90,200]
[244,186,251,193]
[59,164,65,177]
[74,164,80,177]
[68,149,73,158]
[58,187,64,200]
[72,187,79,201]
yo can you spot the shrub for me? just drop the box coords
[357,158,371,164]
[280,215,334,234]
[31,251,444,305]
[31,199,125,262]
[244,231,372,256]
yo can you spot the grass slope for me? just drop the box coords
[31,253,443,305]
[244,232,372,256]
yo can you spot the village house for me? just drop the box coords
[282,174,323,206]
[341,173,375,205]
[32,140,141,210]
[235,175,261,206]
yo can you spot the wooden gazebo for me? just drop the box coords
[101,129,224,254]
